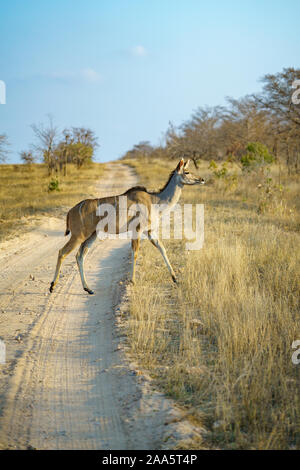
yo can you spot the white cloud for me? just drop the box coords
[80,68,101,82]
[131,45,147,57]
[45,68,101,83]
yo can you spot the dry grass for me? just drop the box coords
[0,162,105,241]
[122,157,300,449]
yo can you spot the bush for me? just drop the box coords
[209,160,228,178]
[241,142,274,171]
[209,160,238,192]
[48,178,60,192]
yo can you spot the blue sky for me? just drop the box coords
[0,0,299,163]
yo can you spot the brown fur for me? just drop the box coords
[50,188,154,294]
[50,159,203,294]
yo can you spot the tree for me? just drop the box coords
[70,127,98,168]
[166,107,224,167]
[31,119,98,173]
[0,134,9,163]
[122,141,153,160]
[218,96,271,160]
[256,67,300,127]
[165,122,187,161]
[31,115,59,175]
[255,68,300,173]
[54,129,73,175]
[20,150,36,165]
[240,142,274,172]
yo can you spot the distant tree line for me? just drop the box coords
[122,67,300,174]
[0,115,98,175]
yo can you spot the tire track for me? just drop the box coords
[0,164,137,449]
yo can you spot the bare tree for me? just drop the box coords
[122,141,154,160]
[20,150,36,165]
[218,96,271,160]
[165,122,200,166]
[254,68,300,172]
[166,107,224,167]
[31,115,59,175]
[256,67,300,128]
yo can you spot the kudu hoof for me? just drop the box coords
[49,282,54,293]
[172,275,178,284]
[84,288,94,295]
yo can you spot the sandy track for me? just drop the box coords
[0,163,200,450]
[0,164,156,450]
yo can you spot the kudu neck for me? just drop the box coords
[156,173,183,208]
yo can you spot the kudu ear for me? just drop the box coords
[176,158,184,173]
[184,159,190,169]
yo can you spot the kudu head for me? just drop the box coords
[175,158,205,186]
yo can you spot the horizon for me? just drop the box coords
[0,0,299,163]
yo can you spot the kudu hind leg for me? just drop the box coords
[50,236,80,292]
[147,231,177,283]
[76,231,97,294]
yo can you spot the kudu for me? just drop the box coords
[49,158,205,294]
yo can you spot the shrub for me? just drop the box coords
[241,142,274,172]
[209,160,238,192]
[48,178,60,192]
[209,160,228,178]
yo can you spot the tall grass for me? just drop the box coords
[123,158,300,449]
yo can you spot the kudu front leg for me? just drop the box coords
[146,231,177,283]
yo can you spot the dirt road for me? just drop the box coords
[0,164,158,449]
[0,163,199,450]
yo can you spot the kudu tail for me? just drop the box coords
[65,211,70,236]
